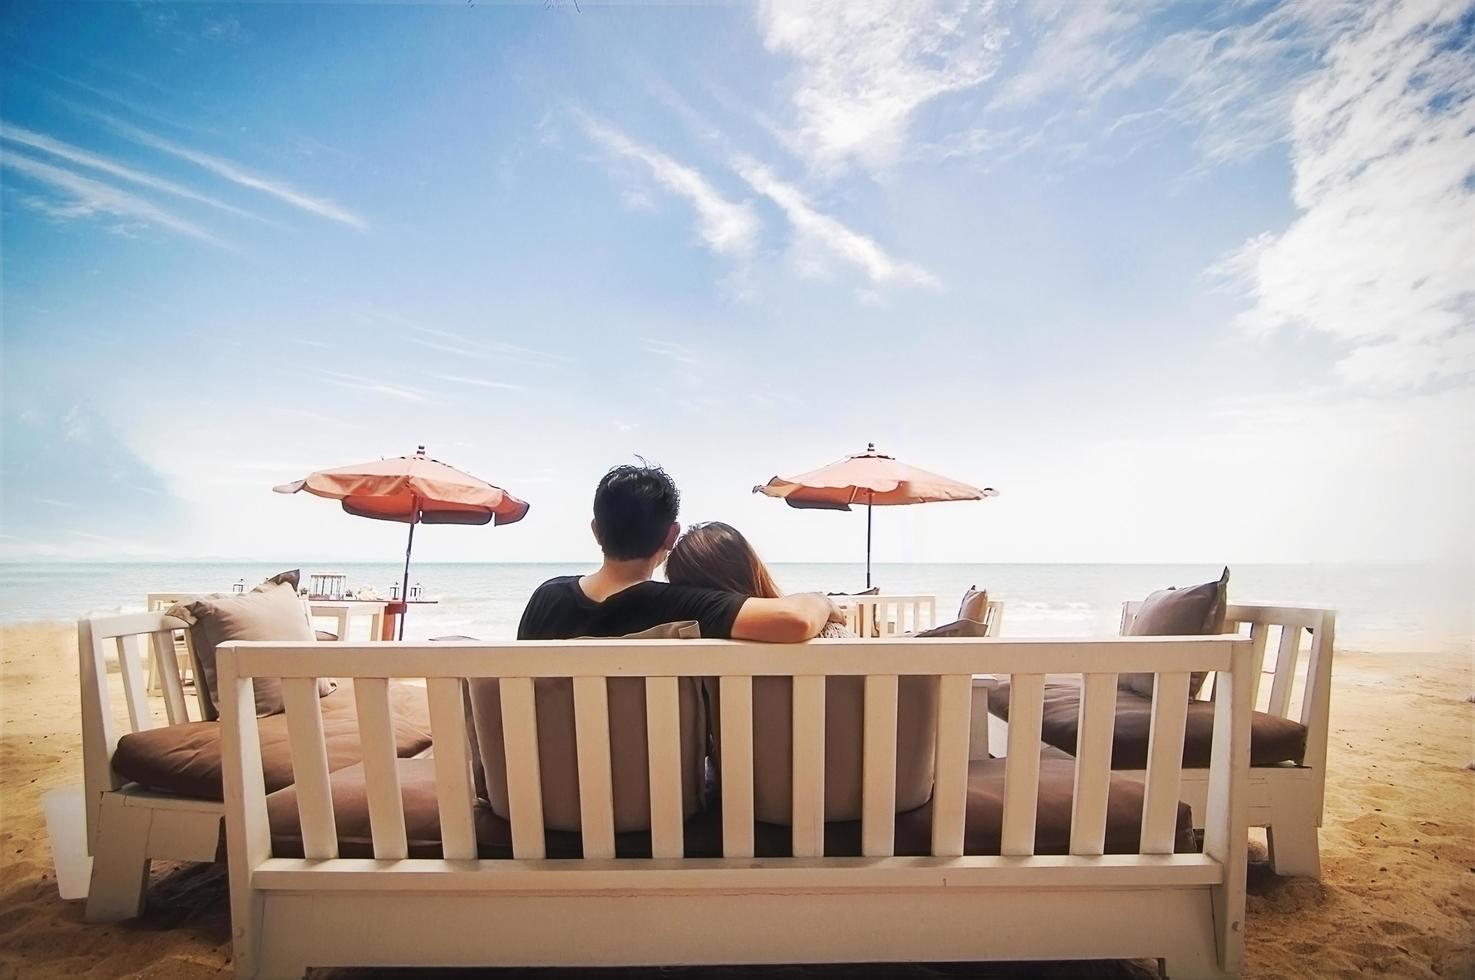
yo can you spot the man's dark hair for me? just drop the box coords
[592,462,681,560]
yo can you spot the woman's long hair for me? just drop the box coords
[665,521,783,599]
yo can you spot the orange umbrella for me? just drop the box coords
[754,443,996,588]
[274,446,529,636]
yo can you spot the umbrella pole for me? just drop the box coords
[865,491,873,589]
[398,497,418,640]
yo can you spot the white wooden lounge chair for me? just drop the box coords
[837,593,1004,636]
[218,633,1252,978]
[982,603,1334,878]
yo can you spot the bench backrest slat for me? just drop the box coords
[718,676,756,858]
[860,674,900,857]
[499,677,546,859]
[929,673,972,857]
[117,634,154,732]
[1000,672,1046,855]
[1245,621,1271,704]
[571,676,617,859]
[1266,624,1301,718]
[644,676,686,859]
[790,675,827,857]
[425,678,478,860]
[1069,672,1118,856]
[150,630,191,725]
[1140,672,1191,854]
[354,678,409,860]
[282,677,338,860]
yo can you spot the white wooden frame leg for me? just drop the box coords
[1266,796,1321,878]
[85,794,153,922]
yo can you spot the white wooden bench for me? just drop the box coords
[983,603,1334,878]
[219,634,1252,978]
[837,594,1004,636]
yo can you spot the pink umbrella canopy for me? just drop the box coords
[754,443,996,587]
[274,447,529,636]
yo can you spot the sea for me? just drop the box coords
[2,561,1469,653]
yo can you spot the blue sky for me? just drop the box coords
[2,0,1472,566]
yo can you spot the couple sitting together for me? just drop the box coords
[519,462,852,643]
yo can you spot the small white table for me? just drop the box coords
[307,601,388,642]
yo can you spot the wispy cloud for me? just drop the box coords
[577,111,759,258]
[313,369,430,402]
[0,120,269,224]
[2,150,223,244]
[640,338,702,366]
[1212,0,1475,390]
[734,158,939,289]
[757,0,1005,173]
[429,373,524,391]
[83,110,368,229]
[398,322,568,367]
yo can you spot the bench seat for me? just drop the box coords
[265,746,1194,860]
[985,680,1306,768]
[112,679,432,801]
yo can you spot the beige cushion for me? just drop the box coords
[1120,568,1229,699]
[957,585,989,623]
[167,570,330,719]
[716,673,939,825]
[916,618,990,638]
[467,622,708,834]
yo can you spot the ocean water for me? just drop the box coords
[2,561,1468,653]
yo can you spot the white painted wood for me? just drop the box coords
[116,635,153,732]
[1204,640,1251,973]
[718,676,755,859]
[791,675,826,857]
[931,674,972,857]
[1267,625,1301,718]
[1298,612,1336,824]
[968,676,996,761]
[645,676,685,860]
[1070,672,1118,856]
[1246,622,1271,708]
[860,674,899,857]
[1001,673,1045,856]
[571,676,616,860]
[353,678,408,861]
[1141,671,1191,854]
[281,678,338,860]
[85,793,152,922]
[425,678,477,861]
[498,677,546,860]
[217,644,272,978]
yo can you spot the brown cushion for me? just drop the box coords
[1121,568,1230,698]
[986,680,1307,768]
[957,585,989,623]
[915,618,991,638]
[713,674,939,825]
[267,748,1192,860]
[467,622,708,834]
[111,679,433,801]
[166,570,332,718]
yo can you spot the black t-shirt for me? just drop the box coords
[516,575,748,640]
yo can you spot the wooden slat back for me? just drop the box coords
[1139,672,1191,854]
[149,630,190,724]
[425,678,477,860]
[1069,673,1117,856]
[837,595,938,639]
[116,635,153,732]
[930,674,972,857]
[353,678,408,860]
[860,674,899,857]
[790,675,826,857]
[571,677,616,859]
[1267,625,1301,718]
[281,677,338,859]
[1000,673,1045,856]
[718,676,755,858]
[644,677,685,859]
[1246,621,1271,708]
[498,677,546,859]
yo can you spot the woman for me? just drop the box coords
[665,522,853,637]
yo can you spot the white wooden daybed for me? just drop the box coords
[218,633,1253,978]
[835,593,1005,637]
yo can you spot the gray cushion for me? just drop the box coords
[1121,568,1229,698]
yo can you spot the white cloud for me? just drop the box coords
[89,111,368,229]
[0,121,267,223]
[313,370,430,403]
[430,373,523,391]
[577,113,759,258]
[1214,0,1475,389]
[757,0,1005,172]
[734,158,939,288]
[2,150,223,244]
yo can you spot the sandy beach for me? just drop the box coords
[1,621,1470,979]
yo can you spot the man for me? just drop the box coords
[519,462,844,641]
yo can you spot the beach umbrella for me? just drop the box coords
[273,446,529,637]
[753,443,996,589]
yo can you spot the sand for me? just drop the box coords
[1,621,1471,979]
